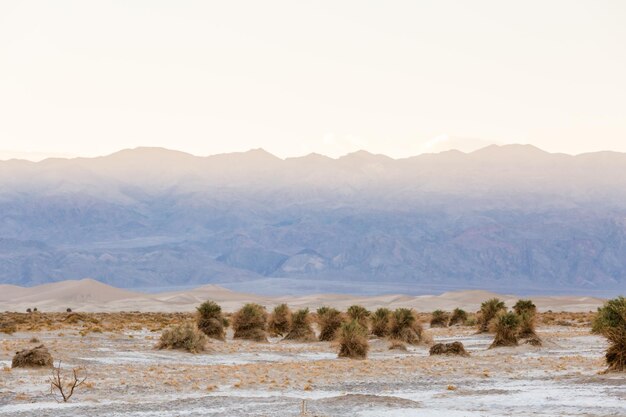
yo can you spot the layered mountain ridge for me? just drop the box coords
[1,145,625,295]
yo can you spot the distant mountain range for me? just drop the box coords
[1,144,625,295]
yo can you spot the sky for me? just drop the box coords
[1,0,625,160]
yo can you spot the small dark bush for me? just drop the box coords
[489,311,520,348]
[449,308,468,326]
[196,300,225,341]
[593,296,626,372]
[430,310,450,328]
[371,308,391,337]
[338,320,369,359]
[268,304,292,337]
[513,299,536,316]
[317,307,343,341]
[347,305,370,330]
[478,298,506,333]
[232,303,268,342]
[12,344,54,368]
[156,322,208,353]
[429,341,469,356]
[284,308,316,342]
[389,308,423,345]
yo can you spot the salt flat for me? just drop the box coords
[1,316,624,416]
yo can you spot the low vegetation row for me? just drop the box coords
[3,296,623,372]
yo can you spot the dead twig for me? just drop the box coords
[49,361,87,402]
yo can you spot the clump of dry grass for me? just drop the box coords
[284,308,316,342]
[317,307,343,341]
[232,303,268,342]
[449,308,468,326]
[156,322,208,353]
[592,296,626,372]
[489,311,520,348]
[513,299,537,316]
[430,310,450,328]
[371,308,391,337]
[429,341,469,356]
[337,320,369,359]
[268,304,292,337]
[196,300,225,341]
[12,344,54,368]
[389,308,424,345]
[478,298,506,333]
[347,305,370,330]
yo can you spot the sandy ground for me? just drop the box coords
[0,279,606,313]
[1,319,624,416]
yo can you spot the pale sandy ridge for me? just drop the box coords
[0,278,606,313]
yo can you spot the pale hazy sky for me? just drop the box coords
[1,1,625,160]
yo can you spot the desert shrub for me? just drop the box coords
[12,344,54,368]
[449,308,468,326]
[347,305,370,330]
[157,322,208,353]
[513,299,537,316]
[338,320,369,359]
[371,308,391,337]
[430,310,450,328]
[232,303,268,342]
[196,301,225,341]
[592,296,626,372]
[66,308,72,313]
[518,312,541,345]
[268,304,292,337]
[284,308,316,342]
[317,307,343,341]
[478,298,506,333]
[429,341,469,356]
[389,308,423,345]
[26,308,32,313]
[489,311,520,348]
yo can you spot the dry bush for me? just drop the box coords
[430,310,450,328]
[317,307,343,341]
[284,308,316,342]
[429,341,469,356]
[268,304,292,337]
[12,344,53,368]
[337,320,369,359]
[478,298,506,333]
[347,305,370,330]
[593,296,626,372]
[232,303,268,342]
[489,311,520,348]
[389,308,424,345]
[49,361,86,402]
[518,312,542,345]
[196,300,225,341]
[371,308,391,337]
[449,308,468,326]
[156,322,208,353]
[513,299,537,316]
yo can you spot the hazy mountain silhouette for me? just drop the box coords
[1,145,625,295]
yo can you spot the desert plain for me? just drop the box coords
[0,280,624,416]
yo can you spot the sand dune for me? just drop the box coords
[0,279,605,313]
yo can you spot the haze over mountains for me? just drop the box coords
[1,144,625,295]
